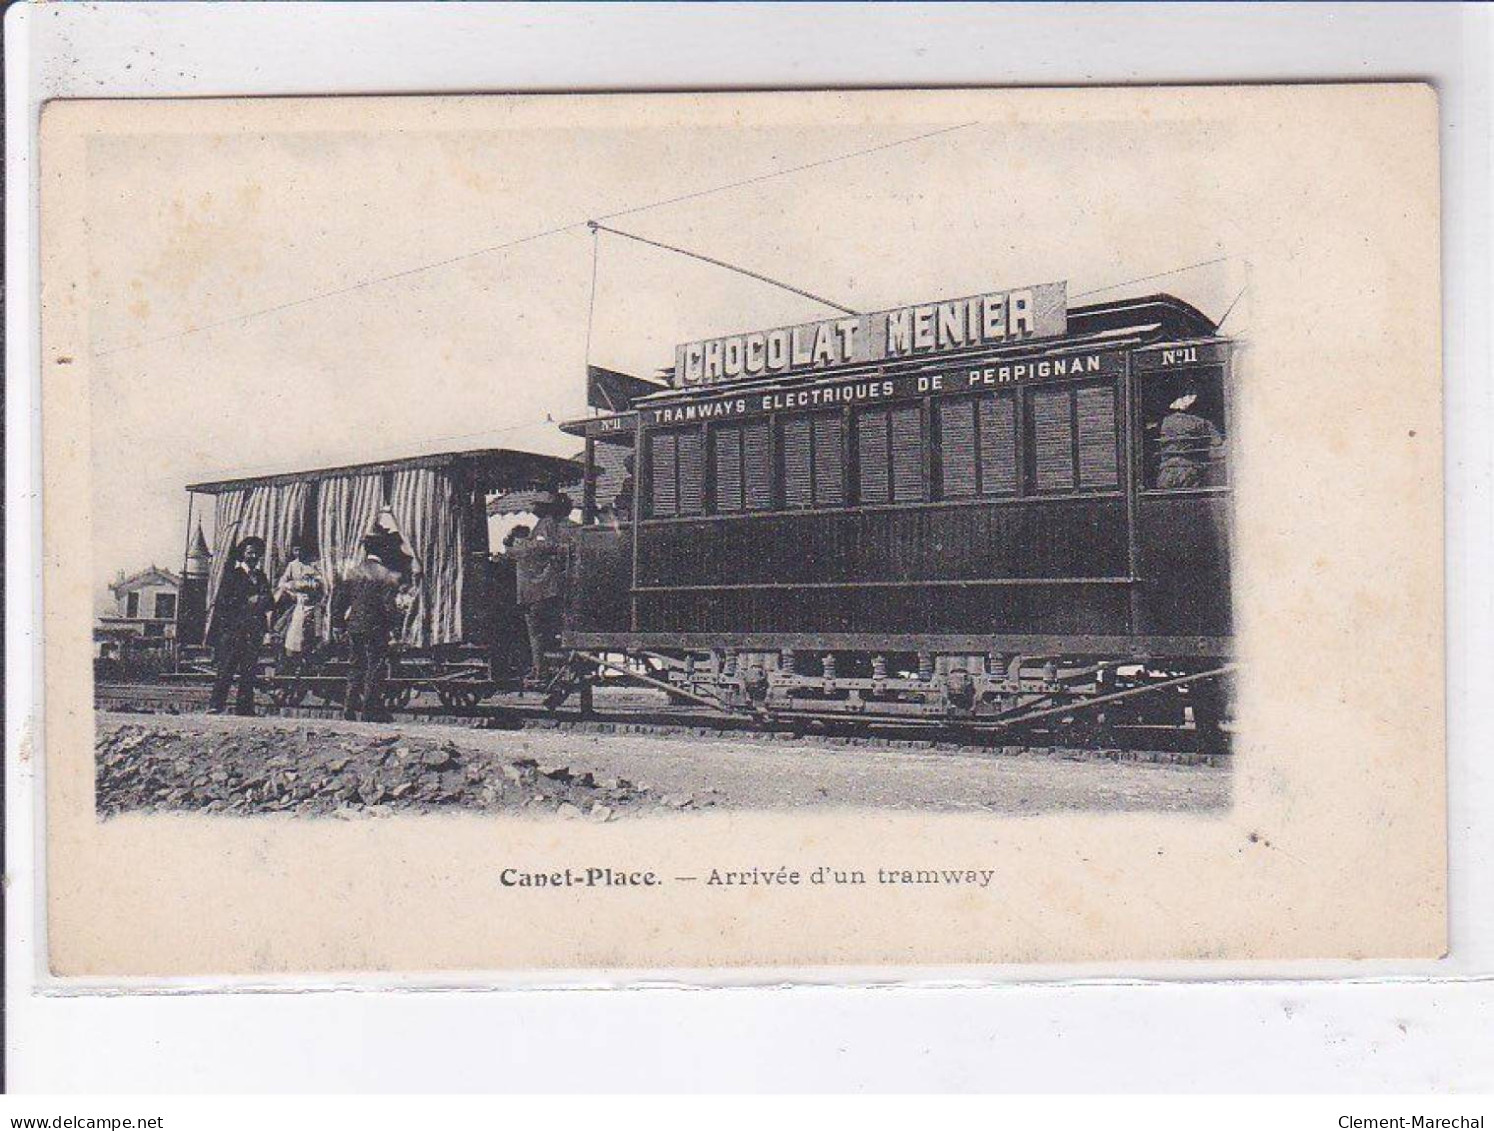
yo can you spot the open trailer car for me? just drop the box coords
[175,447,581,708]
[560,292,1236,754]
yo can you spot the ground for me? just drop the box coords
[95,709,1230,817]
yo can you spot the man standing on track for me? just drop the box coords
[336,532,403,723]
[511,490,574,686]
[207,535,273,717]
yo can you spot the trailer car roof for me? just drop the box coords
[186,447,582,495]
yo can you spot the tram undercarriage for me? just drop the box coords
[545,642,1235,755]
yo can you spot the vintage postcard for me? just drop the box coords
[39,86,1444,976]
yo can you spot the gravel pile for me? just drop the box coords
[94,722,691,819]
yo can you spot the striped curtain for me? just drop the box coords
[257,481,311,589]
[203,482,310,641]
[314,473,385,641]
[203,488,248,643]
[387,466,466,647]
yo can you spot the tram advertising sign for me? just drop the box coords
[673,281,1067,388]
[645,347,1123,427]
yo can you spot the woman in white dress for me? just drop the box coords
[274,542,324,671]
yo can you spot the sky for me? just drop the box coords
[79,93,1246,597]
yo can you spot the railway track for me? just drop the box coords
[94,681,1226,765]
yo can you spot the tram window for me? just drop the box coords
[677,430,705,514]
[1142,368,1228,490]
[812,413,845,505]
[939,393,1019,498]
[938,399,979,498]
[650,433,677,516]
[855,408,891,503]
[856,404,925,504]
[891,404,923,501]
[1029,382,1119,493]
[1031,387,1076,492]
[782,416,814,508]
[1076,385,1120,489]
[780,411,845,509]
[978,393,1019,495]
[647,427,706,518]
[709,421,774,513]
[651,433,681,516]
[743,419,774,511]
[713,426,743,512]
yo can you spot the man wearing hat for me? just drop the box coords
[335,531,404,722]
[511,490,574,684]
[613,453,636,523]
[208,535,274,716]
[1156,391,1224,489]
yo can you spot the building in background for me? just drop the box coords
[94,565,183,660]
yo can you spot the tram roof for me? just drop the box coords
[186,446,582,495]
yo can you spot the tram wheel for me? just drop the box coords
[437,686,481,709]
[1188,674,1230,761]
[382,684,414,710]
[1062,711,1110,749]
[267,682,308,708]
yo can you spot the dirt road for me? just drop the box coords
[95,710,1229,817]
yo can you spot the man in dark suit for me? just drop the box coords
[510,491,574,684]
[335,532,403,722]
[208,535,273,716]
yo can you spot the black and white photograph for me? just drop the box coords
[38,86,1443,975]
[85,102,1241,825]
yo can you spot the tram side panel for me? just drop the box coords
[1134,492,1233,643]
[570,525,632,635]
[630,497,1131,638]
[1129,349,1234,652]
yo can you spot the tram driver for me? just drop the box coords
[612,453,635,523]
[511,490,574,686]
[1156,391,1225,489]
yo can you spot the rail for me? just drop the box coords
[632,577,1138,593]
[572,652,755,718]
[981,664,1236,730]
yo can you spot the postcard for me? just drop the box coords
[39,86,1444,975]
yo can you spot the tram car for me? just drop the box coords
[173,281,1234,751]
[174,447,581,708]
[561,288,1235,752]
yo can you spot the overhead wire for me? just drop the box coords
[1071,256,1234,299]
[584,224,601,417]
[1215,284,1249,331]
[115,113,1239,480]
[591,120,977,224]
[589,221,858,316]
[583,224,601,367]
[443,249,1237,448]
[91,222,582,359]
[91,121,978,359]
